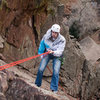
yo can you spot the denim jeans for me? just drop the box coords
[35,54,61,91]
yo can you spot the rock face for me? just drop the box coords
[6,78,58,100]
[81,60,100,100]
[39,4,85,97]
[79,36,100,100]
[4,23,36,73]
[0,0,49,74]
[0,0,100,100]
[79,36,100,65]
[66,0,100,39]
[59,26,85,97]
[0,69,69,100]
[0,60,70,100]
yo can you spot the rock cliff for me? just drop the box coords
[0,0,100,100]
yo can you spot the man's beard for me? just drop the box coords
[49,36,56,42]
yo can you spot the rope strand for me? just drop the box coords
[0,51,50,71]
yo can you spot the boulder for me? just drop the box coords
[6,78,59,100]
[81,60,100,100]
[79,36,100,65]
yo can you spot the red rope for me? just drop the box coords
[0,51,50,71]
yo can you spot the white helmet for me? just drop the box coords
[51,24,60,33]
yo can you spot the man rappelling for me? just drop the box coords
[35,24,66,93]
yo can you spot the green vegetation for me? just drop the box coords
[0,0,7,10]
[33,0,54,15]
[22,0,54,22]
[34,0,48,14]
[47,8,55,16]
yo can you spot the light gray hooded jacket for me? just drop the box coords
[38,28,66,57]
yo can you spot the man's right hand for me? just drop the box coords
[48,50,54,54]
